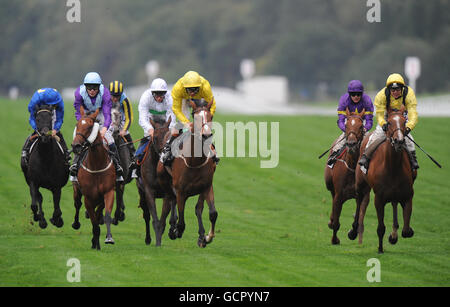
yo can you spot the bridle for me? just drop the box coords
[345,115,364,148]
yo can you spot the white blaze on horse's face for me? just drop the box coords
[195,110,212,136]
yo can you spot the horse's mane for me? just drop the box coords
[152,115,167,126]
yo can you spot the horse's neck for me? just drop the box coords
[86,136,110,169]
[382,141,407,172]
[186,134,208,166]
[345,147,360,169]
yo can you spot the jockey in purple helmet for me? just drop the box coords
[327,80,374,166]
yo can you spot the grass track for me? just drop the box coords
[0,98,449,286]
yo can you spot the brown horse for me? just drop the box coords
[157,99,218,248]
[71,107,116,250]
[136,116,177,246]
[355,105,417,253]
[325,108,366,244]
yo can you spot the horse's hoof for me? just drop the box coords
[347,229,357,240]
[119,212,125,222]
[331,237,340,245]
[112,218,119,226]
[72,221,80,230]
[33,214,39,222]
[388,234,398,245]
[168,229,177,240]
[198,238,207,248]
[51,217,64,228]
[145,237,151,245]
[402,228,414,238]
[104,236,115,244]
[39,219,48,229]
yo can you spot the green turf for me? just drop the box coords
[0,98,449,286]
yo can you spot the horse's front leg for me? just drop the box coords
[138,185,152,245]
[195,193,206,248]
[113,182,125,225]
[401,198,414,238]
[29,182,40,223]
[389,202,399,244]
[175,192,187,239]
[72,183,83,229]
[205,185,218,245]
[33,184,47,229]
[104,190,115,244]
[330,194,343,245]
[50,188,64,228]
[85,199,100,250]
[375,195,386,254]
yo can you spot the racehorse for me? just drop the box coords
[355,105,417,253]
[110,105,131,224]
[136,116,177,246]
[21,104,69,229]
[324,108,365,244]
[71,107,116,250]
[157,99,218,248]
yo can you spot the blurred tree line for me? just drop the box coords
[1,0,449,99]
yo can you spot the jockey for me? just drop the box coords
[21,88,71,167]
[327,80,374,166]
[132,78,176,173]
[69,72,123,179]
[160,71,219,165]
[109,80,136,167]
[358,73,419,172]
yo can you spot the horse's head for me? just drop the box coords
[150,116,171,154]
[110,100,121,134]
[71,107,100,155]
[190,99,213,138]
[386,105,407,153]
[35,104,54,143]
[344,107,365,154]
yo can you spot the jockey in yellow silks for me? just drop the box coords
[358,73,419,172]
[160,71,219,165]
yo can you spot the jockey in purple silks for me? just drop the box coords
[327,80,374,166]
[69,72,123,180]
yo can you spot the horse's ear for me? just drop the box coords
[345,107,350,117]
[189,99,196,110]
[165,116,172,128]
[80,106,85,117]
[91,108,100,119]
[206,99,213,110]
[359,108,365,118]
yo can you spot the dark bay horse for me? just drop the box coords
[21,104,69,229]
[157,99,218,248]
[71,107,116,250]
[355,105,417,253]
[324,108,365,244]
[137,116,177,246]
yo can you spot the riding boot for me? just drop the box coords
[161,135,177,166]
[69,153,81,177]
[124,134,136,159]
[109,143,124,177]
[358,136,386,171]
[21,135,34,168]
[407,150,420,170]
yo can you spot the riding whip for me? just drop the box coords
[318,146,333,159]
[405,135,442,168]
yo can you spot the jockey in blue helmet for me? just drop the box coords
[21,88,71,167]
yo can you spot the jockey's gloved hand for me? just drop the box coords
[382,123,388,131]
[405,127,411,135]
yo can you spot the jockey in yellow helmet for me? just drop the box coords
[160,71,219,165]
